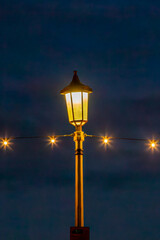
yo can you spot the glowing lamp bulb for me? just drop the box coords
[104,138,109,144]
[151,142,156,148]
[51,138,55,144]
[3,141,8,146]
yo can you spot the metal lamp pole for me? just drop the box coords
[74,125,85,227]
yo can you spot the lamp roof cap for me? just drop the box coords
[60,71,93,95]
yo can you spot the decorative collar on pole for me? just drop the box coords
[60,71,93,95]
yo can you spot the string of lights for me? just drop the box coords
[0,133,159,151]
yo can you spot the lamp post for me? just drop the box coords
[60,71,92,240]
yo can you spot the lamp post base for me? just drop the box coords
[70,227,90,240]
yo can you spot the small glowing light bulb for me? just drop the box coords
[104,138,109,144]
[0,138,12,150]
[50,138,55,144]
[147,140,158,151]
[3,141,8,146]
[151,142,155,148]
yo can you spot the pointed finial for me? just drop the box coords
[74,70,77,75]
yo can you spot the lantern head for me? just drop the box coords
[60,71,92,127]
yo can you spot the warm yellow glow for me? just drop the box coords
[50,138,55,144]
[72,92,82,122]
[104,138,109,144]
[101,136,113,150]
[3,141,8,146]
[147,140,159,151]
[47,137,57,148]
[83,92,88,121]
[0,138,12,150]
[65,93,73,122]
[151,142,155,148]
[65,91,89,126]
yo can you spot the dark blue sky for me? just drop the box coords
[1,1,160,240]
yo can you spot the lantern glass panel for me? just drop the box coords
[71,92,82,121]
[83,92,88,121]
[65,93,73,122]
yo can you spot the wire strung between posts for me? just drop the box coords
[86,135,149,142]
[0,134,158,142]
[3,134,74,140]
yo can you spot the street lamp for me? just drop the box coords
[61,70,92,240]
[60,70,92,128]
